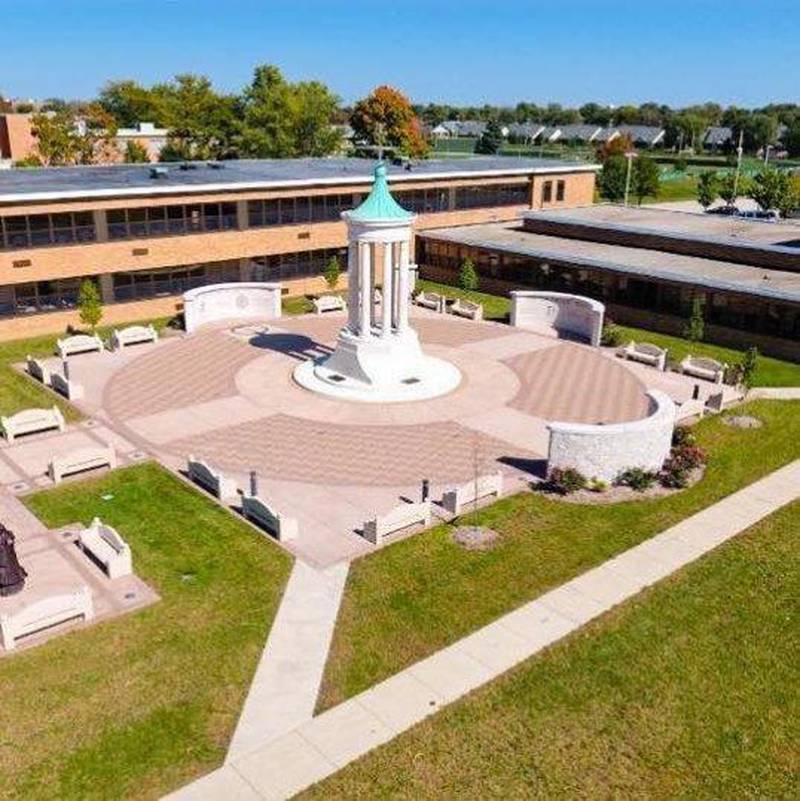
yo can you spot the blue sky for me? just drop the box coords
[2,0,797,107]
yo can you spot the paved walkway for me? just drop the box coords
[749,387,800,400]
[165,459,800,801]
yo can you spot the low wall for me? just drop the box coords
[547,390,675,483]
[183,282,282,333]
[510,291,605,346]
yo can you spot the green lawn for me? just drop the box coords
[1,463,292,801]
[317,400,800,711]
[415,279,511,321]
[303,499,800,799]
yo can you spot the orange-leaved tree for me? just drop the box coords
[350,85,429,159]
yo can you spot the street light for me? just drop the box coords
[764,144,773,166]
[623,150,637,206]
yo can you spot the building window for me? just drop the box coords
[453,183,528,211]
[556,180,566,201]
[0,212,96,250]
[542,181,553,203]
[248,194,354,228]
[107,203,237,240]
[111,260,241,302]
[250,246,348,281]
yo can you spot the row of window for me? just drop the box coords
[0,212,95,250]
[542,180,566,203]
[247,194,354,228]
[251,247,347,281]
[107,203,238,239]
[111,261,241,302]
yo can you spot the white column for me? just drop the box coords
[397,238,410,332]
[360,241,372,338]
[347,242,359,333]
[381,241,393,337]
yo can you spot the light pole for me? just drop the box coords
[623,150,637,206]
[763,144,773,166]
[732,129,744,201]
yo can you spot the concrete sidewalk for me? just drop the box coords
[165,459,800,801]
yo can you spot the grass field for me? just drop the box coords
[316,400,800,711]
[416,279,800,386]
[0,463,292,801]
[304,499,800,799]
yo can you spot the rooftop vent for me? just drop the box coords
[179,163,198,171]
[207,161,224,170]
[149,166,169,179]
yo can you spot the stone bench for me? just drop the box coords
[1,406,66,443]
[441,472,503,516]
[78,517,132,579]
[680,355,726,383]
[26,355,52,385]
[312,295,346,314]
[449,298,484,321]
[56,333,104,359]
[186,456,238,501]
[241,494,299,541]
[0,586,93,651]
[414,291,444,313]
[111,324,158,351]
[619,341,667,371]
[49,445,116,484]
[362,500,431,545]
[50,371,84,401]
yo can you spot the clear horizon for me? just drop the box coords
[1,0,798,108]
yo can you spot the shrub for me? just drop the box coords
[323,255,341,290]
[616,467,657,491]
[659,458,690,489]
[459,258,479,292]
[672,425,697,447]
[600,322,624,347]
[587,477,608,493]
[547,467,587,495]
[669,443,707,472]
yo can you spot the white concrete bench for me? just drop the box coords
[1,406,65,443]
[111,324,158,351]
[449,298,484,321]
[78,517,132,579]
[0,586,93,651]
[414,291,444,313]
[312,295,346,314]
[680,355,726,383]
[619,341,667,371]
[241,494,299,541]
[56,333,104,359]
[26,355,52,385]
[441,472,503,516]
[49,445,116,484]
[187,456,238,501]
[362,500,431,545]
[50,371,84,401]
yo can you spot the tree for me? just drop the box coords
[323,255,341,290]
[632,155,660,204]
[718,172,739,206]
[747,168,792,212]
[124,140,150,163]
[599,155,628,201]
[697,171,719,209]
[99,80,166,127]
[777,176,800,219]
[475,119,503,155]
[597,133,634,161]
[785,120,800,158]
[683,295,705,342]
[459,258,479,291]
[731,346,759,389]
[30,104,117,166]
[77,279,103,332]
[350,85,429,159]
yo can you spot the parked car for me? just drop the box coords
[736,209,780,222]
[706,205,739,216]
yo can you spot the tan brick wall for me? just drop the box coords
[0,114,37,162]
[530,171,595,210]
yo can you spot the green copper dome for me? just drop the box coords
[348,162,414,222]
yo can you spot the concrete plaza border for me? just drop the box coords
[165,458,800,801]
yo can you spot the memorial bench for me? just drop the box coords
[241,493,299,541]
[441,472,503,516]
[312,295,346,314]
[49,445,116,484]
[111,324,158,351]
[680,355,726,383]
[0,586,93,651]
[26,355,52,385]
[362,500,431,546]
[619,341,668,371]
[56,333,104,359]
[78,517,132,579]
[449,298,484,321]
[186,456,238,501]
[50,371,84,401]
[1,406,66,443]
[413,291,444,313]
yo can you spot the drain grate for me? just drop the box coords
[402,377,421,385]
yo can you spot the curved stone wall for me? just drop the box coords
[183,283,282,333]
[547,390,675,482]
[510,291,605,346]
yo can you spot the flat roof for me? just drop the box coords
[0,156,598,204]
[420,221,800,304]
[524,204,800,249]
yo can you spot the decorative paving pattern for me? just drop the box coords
[505,343,650,424]
[168,414,538,486]
[105,332,261,420]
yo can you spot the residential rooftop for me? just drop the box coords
[0,156,599,203]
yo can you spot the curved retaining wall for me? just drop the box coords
[183,283,282,333]
[547,390,675,482]
[510,291,605,346]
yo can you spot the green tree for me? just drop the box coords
[599,155,628,201]
[323,255,341,290]
[718,172,739,206]
[30,104,117,166]
[124,140,150,163]
[683,295,705,342]
[475,119,503,155]
[697,171,719,209]
[459,258,479,291]
[776,176,800,219]
[632,155,660,204]
[77,279,103,332]
[350,85,429,159]
[785,120,800,158]
[738,347,759,389]
[747,168,792,212]
[99,80,166,127]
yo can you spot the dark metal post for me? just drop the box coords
[421,478,430,503]
[249,470,258,498]
[62,359,70,381]
[692,383,700,400]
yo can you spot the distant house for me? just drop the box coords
[616,125,665,147]
[703,126,733,150]
[551,124,603,144]
[506,122,545,142]
[433,120,489,139]
[113,122,169,162]
[539,126,563,143]
[594,128,621,145]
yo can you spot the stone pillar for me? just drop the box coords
[98,273,115,304]
[359,241,372,338]
[397,239,410,332]
[236,200,249,230]
[347,242,359,333]
[93,210,109,243]
[381,241,393,337]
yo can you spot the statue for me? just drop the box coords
[0,523,27,597]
